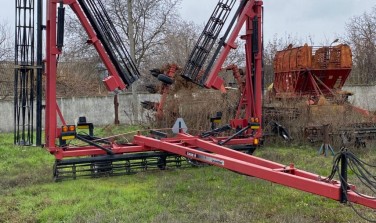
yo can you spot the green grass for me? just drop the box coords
[0,129,375,222]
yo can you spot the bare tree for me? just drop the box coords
[127,0,138,124]
[344,6,376,85]
[63,8,98,60]
[108,0,181,123]
[0,21,13,100]
[143,19,200,67]
[63,0,182,123]
[0,22,12,61]
[64,0,182,80]
[109,0,181,68]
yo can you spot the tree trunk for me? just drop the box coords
[114,94,120,125]
[127,0,138,124]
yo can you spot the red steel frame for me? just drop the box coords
[45,0,127,151]
[133,132,376,209]
[46,0,262,159]
[204,0,263,135]
[156,64,178,120]
[44,0,376,210]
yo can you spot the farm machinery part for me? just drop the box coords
[36,0,376,215]
[305,123,376,149]
[141,64,178,120]
[54,151,190,181]
[339,123,376,148]
[14,0,37,146]
[180,0,263,133]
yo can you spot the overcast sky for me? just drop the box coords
[1,0,375,44]
[179,0,375,44]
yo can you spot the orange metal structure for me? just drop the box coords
[273,44,352,99]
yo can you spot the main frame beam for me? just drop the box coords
[134,134,376,209]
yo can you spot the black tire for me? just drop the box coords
[150,69,161,77]
[53,161,61,182]
[141,101,155,110]
[157,156,167,170]
[145,84,158,94]
[157,74,174,85]
[91,160,113,177]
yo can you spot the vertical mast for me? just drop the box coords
[36,0,43,146]
[14,0,35,146]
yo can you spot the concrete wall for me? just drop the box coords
[1,86,376,133]
[0,93,159,133]
[0,100,13,133]
[343,85,376,111]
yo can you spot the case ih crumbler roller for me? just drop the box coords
[34,0,375,213]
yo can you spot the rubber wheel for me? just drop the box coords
[157,156,167,170]
[91,160,113,177]
[145,84,158,94]
[150,69,161,77]
[53,161,61,182]
[157,74,174,85]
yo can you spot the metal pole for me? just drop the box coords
[36,0,43,146]
[14,0,18,145]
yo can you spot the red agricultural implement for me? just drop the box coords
[34,0,376,215]
[47,0,262,175]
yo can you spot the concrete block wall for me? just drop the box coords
[343,86,376,111]
[1,86,376,133]
[0,100,13,133]
[0,93,159,133]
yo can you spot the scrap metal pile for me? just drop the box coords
[262,43,376,146]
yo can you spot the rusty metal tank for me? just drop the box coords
[273,44,352,99]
